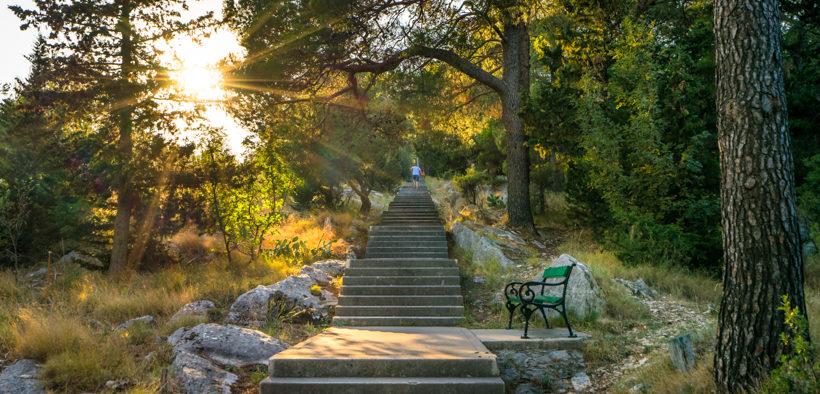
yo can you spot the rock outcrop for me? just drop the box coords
[451,222,515,268]
[226,260,346,326]
[170,300,216,323]
[0,359,44,394]
[171,350,238,394]
[168,323,289,367]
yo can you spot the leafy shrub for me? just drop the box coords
[454,167,490,204]
[486,194,505,208]
[763,296,819,393]
[265,236,335,264]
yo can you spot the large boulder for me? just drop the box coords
[171,350,238,394]
[451,222,515,268]
[311,259,347,277]
[543,254,605,319]
[298,265,332,286]
[168,323,289,367]
[0,359,44,394]
[226,275,320,325]
[170,300,216,323]
[226,260,345,326]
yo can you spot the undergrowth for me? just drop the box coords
[0,206,362,392]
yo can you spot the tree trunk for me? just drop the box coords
[713,0,808,391]
[501,20,535,231]
[351,180,371,214]
[109,0,134,276]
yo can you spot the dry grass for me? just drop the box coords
[0,206,361,392]
[559,231,722,307]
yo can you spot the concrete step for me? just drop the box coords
[343,275,460,286]
[369,230,446,237]
[338,295,463,306]
[365,252,449,259]
[344,267,459,276]
[367,237,445,244]
[332,316,464,326]
[371,225,445,231]
[366,252,448,258]
[341,285,461,296]
[379,221,443,226]
[366,246,448,254]
[260,377,505,394]
[335,305,464,317]
[348,258,457,268]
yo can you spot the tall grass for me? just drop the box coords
[559,231,722,307]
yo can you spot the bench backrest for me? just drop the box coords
[541,265,572,280]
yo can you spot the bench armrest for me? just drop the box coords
[519,280,567,305]
[504,281,525,302]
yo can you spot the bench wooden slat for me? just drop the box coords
[542,265,571,279]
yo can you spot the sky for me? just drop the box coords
[0,0,252,154]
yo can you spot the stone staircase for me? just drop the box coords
[260,182,504,393]
[333,184,463,326]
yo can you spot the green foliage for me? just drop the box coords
[266,236,335,263]
[486,195,505,208]
[454,167,491,205]
[763,296,819,393]
[798,153,820,220]
[532,4,721,269]
[200,132,294,263]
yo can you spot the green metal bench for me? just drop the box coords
[503,263,576,338]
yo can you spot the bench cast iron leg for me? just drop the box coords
[520,305,534,339]
[539,308,551,329]
[559,307,576,338]
[505,302,518,329]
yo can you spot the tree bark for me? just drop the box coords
[109,0,134,276]
[500,20,535,230]
[713,0,808,391]
[350,179,371,214]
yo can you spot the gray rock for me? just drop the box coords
[548,350,570,362]
[118,315,157,330]
[571,372,591,391]
[501,365,521,382]
[171,350,238,394]
[168,323,289,367]
[0,359,44,394]
[298,265,332,286]
[615,278,655,299]
[170,300,216,323]
[58,251,103,268]
[319,289,338,307]
[484,227,526,245]
[668,334,696,371]
[803,241,818,256]
[533,240,546,249]
[311,259,347,277]
[226,274,321,325]
[544,255,605,319]
[514,383,540,394]
[473,276,486,284]
[25,268,47,280]
[451,222,515,269]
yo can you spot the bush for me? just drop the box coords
[453,167,490,204]
[763,296,819,393]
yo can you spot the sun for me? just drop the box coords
[173,64,225,102]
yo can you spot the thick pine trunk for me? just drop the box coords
[501,21,535,230]
[713,0,808,391]
[109,1,134,276]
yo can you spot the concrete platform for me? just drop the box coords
[271,327,498,372]
[470,328,591,352]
